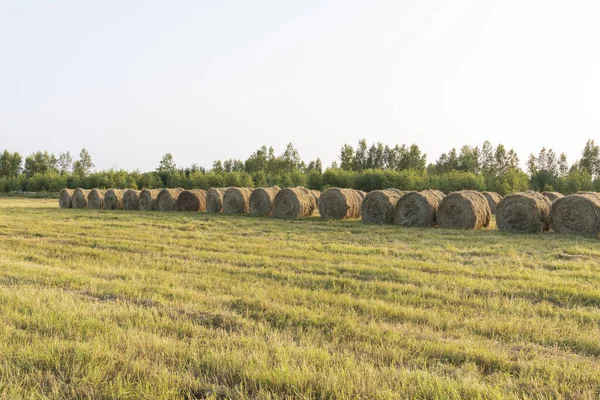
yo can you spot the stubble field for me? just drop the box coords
[1,198,600,399]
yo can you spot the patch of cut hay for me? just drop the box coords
[88,189,105,209]
[139,189,162,211]
[361,189,406,224]
[59,189,73,208]
[541,191,564,202]
[206,188,227,213]
[481,192,502,214]
[550,193,600,238]
[496,192,551,233]
[437,191,491,230]
[249,187,280,217]
[318,188,363,220]
[177,189,207,212]
[394,190,445,227]
[223,187,253,214]
[72,188,90,209]
[104,189,125,210]
[123,190,141,210]
[273,187,317,219]
[157,188,184,212]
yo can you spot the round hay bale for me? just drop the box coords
[541,191,564,202]
[496,192,552,233]
[481,192,502,214]
[71,188,90,209]
[88,189,105,209]
[249,187,280,217]
[123,190,141,210]
[273,187,317,219]
[104,189,125,210]
[177,189,207,212]
[139,189,161,211]
[318,188,363,220]
[356,190,367,200]
[59,189,73,208]
[550,193,600,238]
[206,188,227,213]
[361,189,406,224]
[437,191,491,230]
[223,187,253,214]
[394,190,445,227]
[156,188,184,212]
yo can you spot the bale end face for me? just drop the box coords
[394,190,442,227]
[177,190,207,212]
[361,190,405,224]
[550,193,600,238]
[496,192,551,233]
[59,189,74,209]
[437,191,490,230]
[249,187,279,217]
[223,188,253,214]
[318,188,362,220]
[273,187,316,219]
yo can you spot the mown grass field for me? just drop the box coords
[1,198,600,399]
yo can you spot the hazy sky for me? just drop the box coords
[1,1,599,171]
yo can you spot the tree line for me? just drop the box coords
[1,140,600,195]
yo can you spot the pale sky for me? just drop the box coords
[1,1,599,171]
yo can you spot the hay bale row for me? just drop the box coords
[273,187,317,219]
[318,188,364,220]
[249,187,280,217]
[177,189,207,212]
[361,189,406,224]
[496,192,551,233]
[394,190,445,227]
[139,189,161,211]
[550,193,600,239]
[437,191,490,230]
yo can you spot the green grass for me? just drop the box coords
[1,198,600,399]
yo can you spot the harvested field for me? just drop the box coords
[2,198,600,398]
